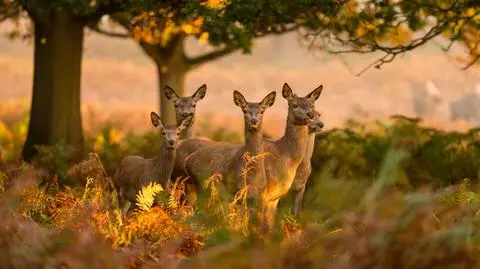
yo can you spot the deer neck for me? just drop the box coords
[305,133,317,160]
[243,122,267,196]
[179,118,195,140]
[180,126,194,140]
[244,127,264,155]
[152,146,176,184]
[281,110,309,161]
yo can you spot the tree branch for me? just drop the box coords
[87,24,130,38]
[253,24,299,38]
[303,0,480,75]
[187,47,237,69]
[109,12,134,31]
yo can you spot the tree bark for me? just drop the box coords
[23,6,85,161]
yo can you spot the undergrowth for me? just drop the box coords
[0,115,480,267]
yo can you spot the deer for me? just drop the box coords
[164,84,212,204]
[164,84,207,140]
[184,90,277,202]
[259,83,323,232]
[290,110,324,217]
[112,112,192,211]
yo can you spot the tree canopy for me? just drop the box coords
[303,0,480,74]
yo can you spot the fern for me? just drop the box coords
[203,174,224,215]
[0,171,6,194]
[136,182,164,212]
[167,179,180,210]
[82,176,94,201]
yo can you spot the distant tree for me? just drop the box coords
[303,0,480,75]
[93,0,333,123]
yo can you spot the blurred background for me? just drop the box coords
[2,21,479,138]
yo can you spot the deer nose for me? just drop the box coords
[182,112,191,118]
[168,140,175,146]
[307,111,314,118]
[250,119,258,125]
[319,121,324,129]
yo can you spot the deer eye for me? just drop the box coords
[192,104,196,108]
[162,132,166,136]
[174,104,178,108]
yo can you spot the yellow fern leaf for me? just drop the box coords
[136,182,164,212]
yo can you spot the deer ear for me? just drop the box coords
[177,114,193,131]
[192,84,207,101]
[233,90,247,108]
[305,84,323,101]
[282,83,294,100]
[261,91,276,108]
[165,86,178,102]
[151,112,164,129]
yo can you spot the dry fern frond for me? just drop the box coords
[136,182,164,213]
[203,173,224,215]
[280,214,302,240]
[82,176,94,201]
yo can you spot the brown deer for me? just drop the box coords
[165,84,211,204]
[184,90,277,200]
[259,83,323,232]
[164,84,207,139]
[291,110,324,217]
[113,112,192,211]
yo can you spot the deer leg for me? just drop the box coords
[264,199,279,231]
[258,195,280,234]
[117,187,126,209]
[292,186,305,217]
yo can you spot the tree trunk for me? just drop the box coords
[138,36,188,125]
[23,7,85,162]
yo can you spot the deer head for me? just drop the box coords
[164,84,207,125]
[308,111,324,133]
[282,83,323,126]
[151,112,193,149]
[233,90,276,131]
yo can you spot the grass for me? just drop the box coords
[1,114,480,268]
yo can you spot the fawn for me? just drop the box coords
[259,83,323,232]
[184,90,277,202]
[113,112,192,211]
[291,110,324,217]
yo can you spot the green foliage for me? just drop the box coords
[34,141,77,180]
[309,116,480,190]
